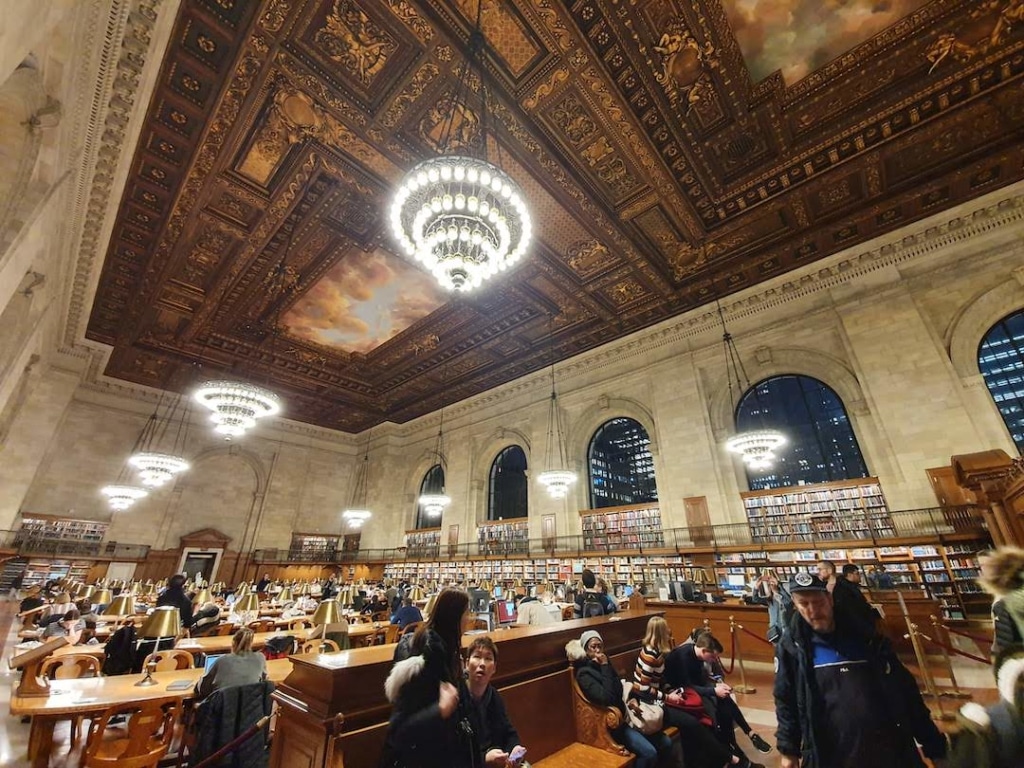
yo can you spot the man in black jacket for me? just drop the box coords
[463,636,525,768]
[817,559,876,628]
[774,572,948,768]
[156,573,194,628]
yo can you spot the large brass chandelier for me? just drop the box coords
[390,9,530,292]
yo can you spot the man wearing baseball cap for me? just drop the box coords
[773,572,947,768]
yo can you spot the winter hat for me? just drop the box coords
[580,630,603,651]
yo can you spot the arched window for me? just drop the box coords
[979,308,1024,454]
[588,418,658,508]
[488,446,528,521]
[736,375,868,491]
[414,464,445,529]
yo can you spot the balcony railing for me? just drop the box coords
[251,505,989,565]
[8,537,150,560]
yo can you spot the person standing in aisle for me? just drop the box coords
[978,546,1024,660]
[816,559,875,627]
[773,572,947,768]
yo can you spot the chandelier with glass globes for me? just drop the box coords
[193,380,282,439]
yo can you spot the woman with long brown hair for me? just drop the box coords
[382,588,472,767]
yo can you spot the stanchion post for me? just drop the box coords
[729,615,756,694]
[897,592,950,721]
[930,615,970,699]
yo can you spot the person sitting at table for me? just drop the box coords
[307,612,350,650]
[19,586,46,627]
[40,592,74,625]
[391,596,423,630]
[463,635,527,767]
[195,627,267,701]
[280,599,305,619]
[516,589,555,626]
[362,589,390,616]
[157,573,194,629]
[42,608,84,643]
[192,598,221,633]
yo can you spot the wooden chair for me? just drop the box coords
[401,621,422,636]
[568,669,629,756]
[211,623,235,636]
[371,611,390,623]
[83,698,179,768]
[384,624,400,644]
[247,619,275,632]
[352,628,387,649]
[352,615,372,623]
[470,618,488,631]
[288,618,312,631]
[141,649,194,671]
[297,638,340,654]
[41,654,102,745]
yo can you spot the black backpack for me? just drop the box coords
[101,623,137,676]
[580,592,606,618]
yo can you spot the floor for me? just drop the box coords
[0,598,1001,768]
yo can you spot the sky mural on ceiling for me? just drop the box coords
[282,249,446,354]
[724,0,929,84]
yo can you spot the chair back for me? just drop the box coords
[371,611,390,623]
[42,654,102,680]
[142,649,194,671]
[470,618,488,631]
[401,621,421,636]
[298,638,340,654]
[384,624,400,644]
[247,619,275,632]
[213,623,235,636]
[84,698,179,768]
[288,618,312,631]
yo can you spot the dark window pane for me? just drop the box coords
[979,309,1024,454]
[587,418,658,508]
[415,464,445,529]
[737,375,869,491]
[488,446,528,521]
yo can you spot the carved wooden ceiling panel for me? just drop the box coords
[87,0,1024,431]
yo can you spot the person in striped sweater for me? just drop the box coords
[633,616,673,701]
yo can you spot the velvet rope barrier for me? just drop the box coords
[722,624,737,674]
[942,624,993,645]
[738,624,775,647]
[923,634,992,665]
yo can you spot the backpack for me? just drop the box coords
[102,623,137,675]
[261,635,295,660]
[580,592,606,618]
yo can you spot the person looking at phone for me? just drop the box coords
[463,636,527,767]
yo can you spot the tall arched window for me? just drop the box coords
[979,308,1024,454]
[588,418,658,508]
[414,464,445,529]
[736,375,868,491]
[488,446,528,520]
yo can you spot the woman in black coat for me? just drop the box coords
[382,588,473,768]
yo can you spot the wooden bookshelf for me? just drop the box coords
[741,478,893,543]
[477,518,529,555]
[16,515,108,555]
[288,533,339,562]
[580,503,664,550]
[404,528,441,559]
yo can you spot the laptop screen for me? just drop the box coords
[203,653,224,673]
[496,600,517,625]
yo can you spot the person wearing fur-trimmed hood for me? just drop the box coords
[381,588,474,768]
[948,644,1024,767]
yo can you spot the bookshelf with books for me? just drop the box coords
[580,504,664,550]
[477,519,529,556]
[288,533,339,562]
[16,515,108,555]
[742,478,893,544]
[404,529,441,559]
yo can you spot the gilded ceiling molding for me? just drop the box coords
[61,0,165,350]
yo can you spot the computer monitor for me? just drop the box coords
[679,580,698,602]
[495,600,517,625]
[623,585,634,598]
[203,653,224,673]
[469,588,491,614]
[493,585,503,599]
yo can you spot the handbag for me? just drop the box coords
[626,698,664,735]
[664,687,714,727]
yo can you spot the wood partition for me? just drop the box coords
[269,610,659,768]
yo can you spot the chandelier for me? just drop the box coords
[537,334,576,498]
[101,485,148,511]
[717,299,786,470]
[193,380,281,438]
[419,404,450,517]
[127,391,193,487]
[128,453,190,487]
[342,434,373,528]
[390,15,530,292]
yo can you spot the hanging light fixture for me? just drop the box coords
[419,403,451,517]
[390,4,530,291]
[537,322,576,498]
[101,485,148,511]
[716,297,786,470]
[193,240,292,439]
[127,391,193,487]
[343,432,373,528]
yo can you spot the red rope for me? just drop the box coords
[738,624,775,648]
[721,626,736,674]
[926,636,992,665]
[942,625,993,645]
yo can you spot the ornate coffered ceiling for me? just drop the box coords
[86,0,1024,432]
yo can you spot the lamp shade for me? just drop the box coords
[337,585,354,607]
[234,594,260,614]
[130,582,142,596]
[299,583,311,596]
[311,599,343,626]
[409,585,425,602]
[236,583,250,597]
[139,606,181,638]
[277,587,293,603]
[79,585,95,601]
[106,595,135,616]
[423,593,437,618]
[92,588,113,605]
[193,588,212,605]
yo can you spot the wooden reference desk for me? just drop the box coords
[270,609,661,768]
[10,658,293,768]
